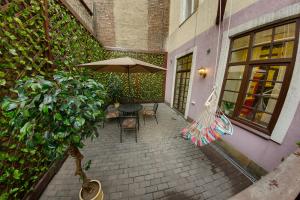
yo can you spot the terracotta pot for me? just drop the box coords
[79,180,103,200]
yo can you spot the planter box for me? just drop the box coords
[22,154,68,200]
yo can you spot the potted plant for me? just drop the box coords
[223,101,235,115]
[1,71,106,200]
[107,74,122,108]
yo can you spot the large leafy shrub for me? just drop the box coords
[1,71,106,198]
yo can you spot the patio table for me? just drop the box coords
[118,103,143,114]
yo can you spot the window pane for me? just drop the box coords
[250,66,267,80]
[177,64,183,71]
[193,0,199,12]
[222,91,238,103]
[246,81,264,95]
[254,112,272,127]
[252,45,271,60]
[243,94,260,108]
[227,65,245,79]
[239,107,255,121]
[271,41,294,58]
[254,29,272,45]
[268,66,286,82]
[185,0,193,19]
[230,49,248,62]
[232,35,250,50]
[258,97,277,114]
[221,101,235,116]
[263,82,282,98]
[274,23,296,41]
[224,80,242,92]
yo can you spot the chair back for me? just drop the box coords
[153,103,159,113]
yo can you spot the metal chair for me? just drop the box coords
[104,105,120,127]
[119,113,138,143]
[142,103,158,125]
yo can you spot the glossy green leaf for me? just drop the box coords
[13,170,22,180]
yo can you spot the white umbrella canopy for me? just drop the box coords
[78,57,167,73]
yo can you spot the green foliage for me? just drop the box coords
[0,0,50,97]
[107,74,123,103]
[2,71,106,159]
[297,141,300,147]
[105,51,165,101]
[0,0,165,199]
[48,0,105,68]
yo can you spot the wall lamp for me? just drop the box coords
[198,67,207,78]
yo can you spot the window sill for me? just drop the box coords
[230,118,271,140]
[179,10,198,28]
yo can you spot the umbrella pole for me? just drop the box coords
[127,67,131,102]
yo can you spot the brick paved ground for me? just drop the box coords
[40,103,252,200]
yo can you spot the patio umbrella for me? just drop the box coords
[78,57,166,98]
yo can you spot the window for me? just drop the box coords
[173,53,193,114]
[220,19,299,136]
[181,0,199,23]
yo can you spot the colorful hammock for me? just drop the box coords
[181,88,233,146]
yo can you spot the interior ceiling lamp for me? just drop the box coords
[198,67,207,78]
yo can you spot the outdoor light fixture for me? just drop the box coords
[198,67,207,78]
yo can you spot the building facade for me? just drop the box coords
[61,0,170,52]
[165,0,300,173]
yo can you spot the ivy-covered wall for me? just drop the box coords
[0,0,165,199]
[103,50,166,102]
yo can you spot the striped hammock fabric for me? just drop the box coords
[181,88,233,146]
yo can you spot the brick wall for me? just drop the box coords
[94,0,115,47]
[61,0,170,52]
[148,0,170,51]
[60,0,93,34]
[94,0,169,52]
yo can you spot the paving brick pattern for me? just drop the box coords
[40,103,252,200]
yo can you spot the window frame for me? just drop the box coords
[219,18,300,137]
[180,0,199,24]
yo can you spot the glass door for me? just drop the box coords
[173,53,192,114]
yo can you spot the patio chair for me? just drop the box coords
[105,105,120,127]
[142,103,158,125]
[119,114,138,143]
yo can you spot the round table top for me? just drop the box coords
[118,104,143,113]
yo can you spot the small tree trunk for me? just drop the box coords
[68,145,91,192]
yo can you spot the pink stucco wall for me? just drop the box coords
[165,0,300,171]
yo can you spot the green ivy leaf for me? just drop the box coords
[0,79,6,86]
[2,100,17,111]
[13,170,22,180]
[9,49,17,56]
[0,71,5,78]
[20,122,32,140]
[71,135,81,144]
[54,113,63,121]
[74,117,85,129]
[9,188,19,194]
[0,193,9,200]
